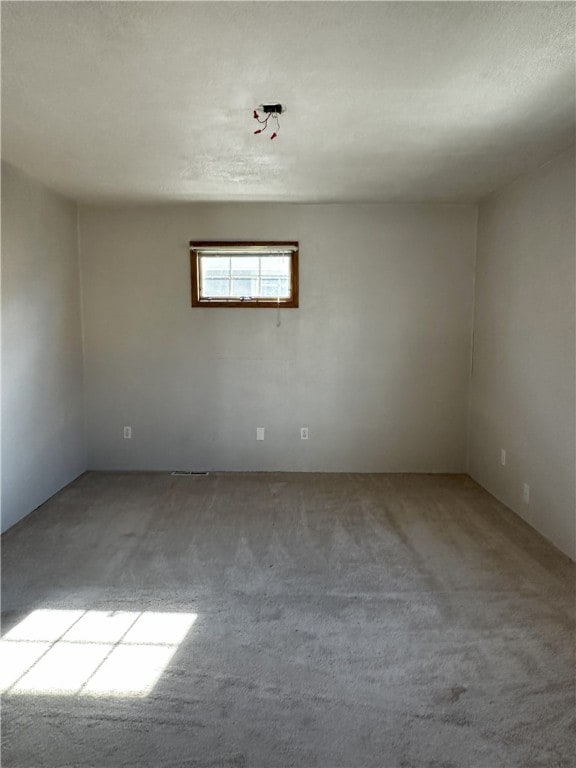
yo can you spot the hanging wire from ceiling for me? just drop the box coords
[253,104,285,140]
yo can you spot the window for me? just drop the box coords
[190,242,299,308]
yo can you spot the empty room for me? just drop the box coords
[1,2,574,766]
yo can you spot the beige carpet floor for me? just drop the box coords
[1,472,574,767]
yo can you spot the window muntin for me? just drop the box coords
[190,242,298,307]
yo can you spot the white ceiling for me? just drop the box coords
[2,1,574,204]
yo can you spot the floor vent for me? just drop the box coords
[171,471,210,477]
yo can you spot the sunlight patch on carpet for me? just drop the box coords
[1,609,197,697]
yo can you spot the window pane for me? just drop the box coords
[230,256,259,298]
[194,247,296,304]
[230,256,259,274]
[260,278,290,298]
[260,256,290,298]
[231,278,256,297]
[260,256,289,274]
[201,257,230,297]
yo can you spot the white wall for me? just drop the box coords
[468,148,576,559]
[79,203,477,473]
[1,163,86,533]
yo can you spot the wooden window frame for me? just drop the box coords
[190,241,299,308]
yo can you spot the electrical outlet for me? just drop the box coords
[523,483,530,504]
[256,427,265,441]
[123,426,132,439]
[500,448,506,466]
[300,427,309,440]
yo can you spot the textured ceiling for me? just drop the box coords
[2,1,574,204]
